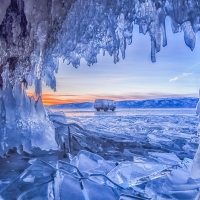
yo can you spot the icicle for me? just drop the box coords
[35,78,42,98]
[182,21,196,51]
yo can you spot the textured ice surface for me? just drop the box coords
[0,155,144,199]
[0,0,200,154]
[191,94,200,179]
[0,90,58,157]
[148,152,181,166]
[107,161,170,188]
[48,110,67,124]
[0,0,200,198]
[70,150,115,174]
[43,108,199,199]
[3,108,196,200]
[1,151,197,200]
[0,160,56,199]
[57,109,198,159]
[145,158,200,200]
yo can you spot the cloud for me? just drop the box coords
[169,72,193,82]
[182,73,193,77]
[169,76,179,82]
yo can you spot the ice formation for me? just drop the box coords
[0,1,200,198]
[1,149,200,199]
[0,0,200,155]
[0,158,148,199]
[191,91,200,179]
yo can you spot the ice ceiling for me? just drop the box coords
[0,0,200,155]
[1,0,200,94]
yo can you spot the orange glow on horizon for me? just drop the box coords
[27,92,196,106]
[27,92,95,105]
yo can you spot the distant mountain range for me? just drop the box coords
[47,97,198,109]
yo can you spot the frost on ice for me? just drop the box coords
[0,0,200,199]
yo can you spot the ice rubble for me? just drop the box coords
[1,150,200,199]
[0,112,193,199]
[0,0,200,198]
[1,0,200,155]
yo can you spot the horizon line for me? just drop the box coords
[44,96,198,106]
[26,92,198,106]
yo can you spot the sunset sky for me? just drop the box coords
[27,17,200,105]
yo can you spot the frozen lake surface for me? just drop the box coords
[52,108,197,117]
[50,108,199,160]
[50,108,198,143]
[1,108,200,199]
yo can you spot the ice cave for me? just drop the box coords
[0,0,200,199]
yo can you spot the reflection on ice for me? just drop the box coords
[0,160,56,199]
[94,110,117,116]
[107,161,170,188]
[70,150,114,174]
[80,178,120,200]
[148,152,181,166]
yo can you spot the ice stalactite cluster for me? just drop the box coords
[0,0,200,155]
[56,0,200,65]
[0,0,74,155]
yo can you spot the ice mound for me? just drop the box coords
[49,111,67,124]
[0,92,58,157]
